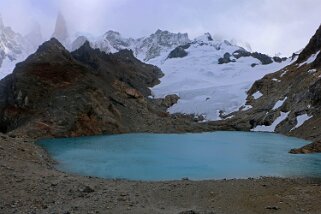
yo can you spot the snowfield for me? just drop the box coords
[149,39,290,121]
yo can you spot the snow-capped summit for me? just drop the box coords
[194,33,214,43]
[94,30,135,53]
[52,13,69,48]
[135,29,190,61]
[104,30,135,48]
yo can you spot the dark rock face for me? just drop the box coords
[251,52,273,65]
[167,44,190,59]
[218,52,235,64]
[297,24,321,64]
[232,49,251,59]
[273,56,287,63]
[232,49,280,65]
[0,38,206,138]
[312,52,321,68]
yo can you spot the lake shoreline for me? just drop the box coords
[1,133,321,213]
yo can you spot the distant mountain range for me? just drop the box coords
[68,24,290,121]
[0,13,293,122]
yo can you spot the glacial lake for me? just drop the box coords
[38,132,321,181]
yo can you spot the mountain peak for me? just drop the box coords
[195,33,214,42]
[71,36,89,51]
[155,29,169,35]
[52,12,69,47]
[105,30,121,36]
[29,38,69,61]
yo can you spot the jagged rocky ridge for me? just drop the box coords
[222,24,321,153]
[71,29,191,62]
[0,38,221,138]
[71,30,285,65]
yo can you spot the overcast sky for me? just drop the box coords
[0,0,320,56]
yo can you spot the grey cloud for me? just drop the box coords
[0,0,320,55]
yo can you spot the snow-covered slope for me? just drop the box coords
[148,34,291,121]
[0,15,36,80]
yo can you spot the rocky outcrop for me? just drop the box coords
[167,44,190,59]
[161,94,180,108]
[226,49,285,66]
[0,39,210,138]
[290,142,321,154]
[218,52,235,64]
[273,56,287,63]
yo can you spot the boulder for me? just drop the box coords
[218,52,235,64]
[162,94,180,108]
[167,46,189,59]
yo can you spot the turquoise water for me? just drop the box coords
[38,132,321,181]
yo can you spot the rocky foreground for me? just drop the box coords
[2,133,321,214]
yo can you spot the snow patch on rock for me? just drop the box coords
[290,114,312,131]
[252,91,263,99]
[251,112,290,132]
[272,97,287,110]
